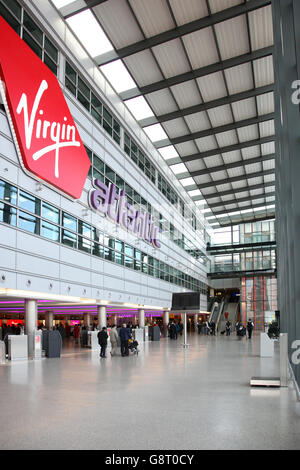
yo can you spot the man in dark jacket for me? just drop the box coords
[98,327,108,358]
[119,323,132,357]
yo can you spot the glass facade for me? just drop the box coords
[0,179,207,294]
[240,276,278,330]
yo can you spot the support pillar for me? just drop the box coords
[25,299,37,357]
[138,308,145,328]
[84,313,91,330]
[163,310,169,336]
[98,305,107,329]
[182,313,189,348]
[45,311,54,330]
[194,314,198,332]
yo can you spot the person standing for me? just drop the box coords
[98,327,108,358]
[109,324,118,356]
[119,323,131,357]
[225,320,231,336]
[247,319,254,339]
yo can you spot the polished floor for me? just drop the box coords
[0,331,300,450]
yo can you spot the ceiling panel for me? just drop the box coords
[256,91,274,115]
[169,0,209,26]
[253,55,274,87]
[146,89,178,115]
[184,111,211,133]
[162,118,189,138]
[224,62,254,94]
[93,0,144,49]
[231,97,257,121]
[214,14,250,60]
[207,104,233,127]
[175,141,199,155]
[124,50,164,87]
[152,39,191,78]
[222,150,242,164]
[183,27,219,68]
[208,0,243,15]
[129,0,174,38]
[248,5,273,51]
[170,80,202,107]
[195,135,218,152]
[215,130,238,148]
[197,71,227,101]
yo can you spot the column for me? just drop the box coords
[163,310,169,336]
[194,314,198,332]
[138,308,145,328]
[272,0,300,389]
[84,313,91,330]
[45,311,54,330]
[25,299,37,357]
[97,305,107,329]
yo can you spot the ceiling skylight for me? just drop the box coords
[188,189,202,197]
[170,163,187,175]
[125,96,154,121]
[179,177,195,187]
[144,124,168,142]
[52,0,75,8]
[101,60,137,93]
[66,10,114,58]
[158,146,179,160]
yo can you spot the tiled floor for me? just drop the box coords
[0,332,300,450]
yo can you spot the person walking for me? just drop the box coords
[109,324,118,356]
[98,326,108,358]
[247,319,254,339]
[119,323,132,357]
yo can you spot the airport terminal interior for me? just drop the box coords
[0,0,300,451]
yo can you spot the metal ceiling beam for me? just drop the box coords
[180,135,275,163]
[193,168,275,190]
[207,191,276,209]
[97,0,271,65]
[189,153,275,178]
[119,46,273,99]
[200,180,275,199]
[163,113,274,146]
[63,0,109,19]
[138,84,274,126]
[216,214,275,228]
[212,200,276,216]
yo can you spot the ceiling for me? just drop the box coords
[53,0,275,228]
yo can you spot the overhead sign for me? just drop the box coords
[0,16,90,199]
[89,179,162,248]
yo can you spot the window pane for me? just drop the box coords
[2,0,21,19]
[44,37,58,62]
[42,202,59,224]
[78,76,90,100]
[79,237,92,253]
[62,229,77,248]
[44,53,57,75]
[104,247,114,262]
[41,220,59,241]
[115,239,124,253]
[92,242,103,258]
[115,251,124,265]
[78,220,92,238]
[62,212,77,232]
[19,191,40,215]
[19,211,40,234]
[0,4,20,34]
[125,244,133,257]
[0,203,17,226]
[22,30,42,59]
[125,256,133,269]
[0,180,17,205]
[23,12,43,45]
[66,62,77,84]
